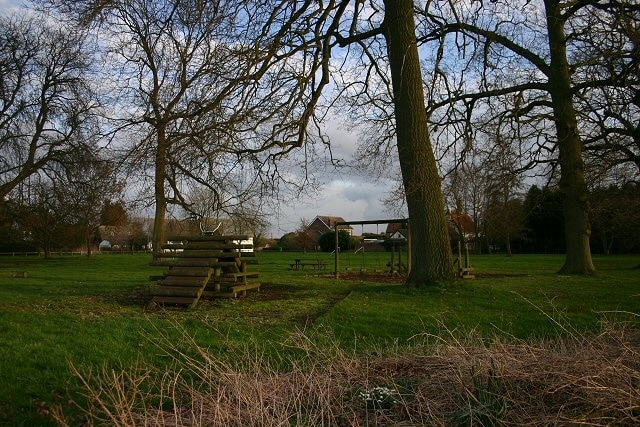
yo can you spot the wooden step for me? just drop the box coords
[174,250,224,258]
[163,267,212,277]
[159,275,210,287]
[172,259,229,268]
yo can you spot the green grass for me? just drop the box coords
[0,251,638,425]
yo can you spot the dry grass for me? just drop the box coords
[53,322,640,426]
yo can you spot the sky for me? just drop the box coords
[264,115,401,237]
[1,0,400,238]
[270,167,398,238]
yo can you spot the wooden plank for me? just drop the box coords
[159,276,209,287]
[163,267,212,277]
[173,259,234,268]
[174,250,224,258]
[209,276,238,284]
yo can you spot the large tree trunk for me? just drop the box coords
[383,0,455,286]
[152,126,168,260]
[545,0,595,275]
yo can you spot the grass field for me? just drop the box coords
[0,251,638,425]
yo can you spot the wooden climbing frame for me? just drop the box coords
[149,234,260,308]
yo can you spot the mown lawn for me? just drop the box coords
[0,251,638,425]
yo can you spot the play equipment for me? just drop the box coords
[333,219,410,279]
[149,234,260,308]
[457,241,475,279]
[388,238,408,276]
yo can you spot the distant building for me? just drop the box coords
[449,210,476,240]
[385,222,408,239]
[389,229,408,241]
[305,216,352,240]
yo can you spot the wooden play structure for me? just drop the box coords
[149,234,260,308]
[457,241,475,279]
[388,238,408,276]
[333,219,411,279]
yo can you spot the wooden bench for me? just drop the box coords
[289,258,327,271]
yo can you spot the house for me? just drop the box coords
[305,216,352,240]
[384,222,408,240]
[389,229,408,241]
[449,210,476,240]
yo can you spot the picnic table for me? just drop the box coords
[289,258,327,271]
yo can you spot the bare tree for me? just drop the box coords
[0,14,98,200]
[61,154,123,257]
[45,0,335,258]
[574,6,640,176]
[43,1,458,284]
[415,0,639,274]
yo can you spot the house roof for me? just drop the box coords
[385,222,404,235]
[312,216,351,229]
[450,210,475,233]
[390,229,408,240]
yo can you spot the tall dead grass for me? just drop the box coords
[53,321,640,426]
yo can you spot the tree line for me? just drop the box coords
[462,183,640,256]
[1,1,638,285]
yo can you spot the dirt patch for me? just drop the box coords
[253,283,300,301]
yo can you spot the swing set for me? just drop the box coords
[333,219,410,279]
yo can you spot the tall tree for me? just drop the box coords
[47,0,457,284]
[62,154,123,257]
[45,0,332,258]
[416,0,639,274]
[382,0,455,283]
[0,15,98,200]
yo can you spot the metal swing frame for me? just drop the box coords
[333,218,411,279]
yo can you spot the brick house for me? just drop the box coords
[305,216,352,241]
